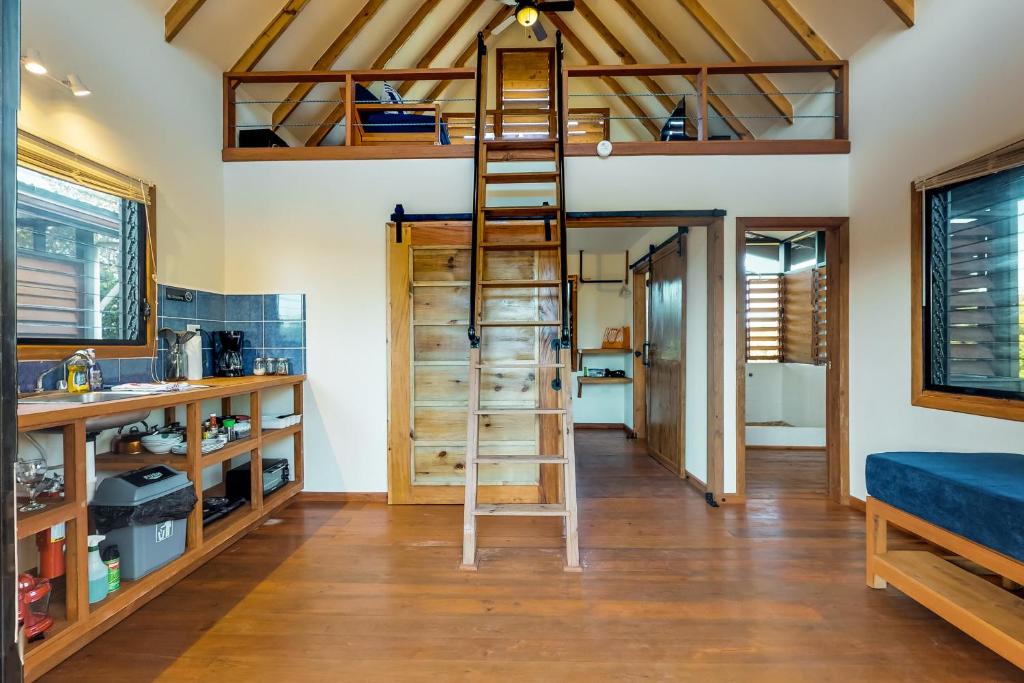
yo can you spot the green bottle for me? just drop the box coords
[101,544,120,592]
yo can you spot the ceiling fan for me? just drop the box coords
[492,0,576,41]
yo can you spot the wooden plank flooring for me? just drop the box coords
[42,432,1024,681]
[746,446,827,499]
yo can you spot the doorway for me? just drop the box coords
[735,218,849,504]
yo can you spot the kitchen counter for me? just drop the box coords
[18,375,306,432]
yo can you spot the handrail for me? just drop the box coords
[555,31,570,348]
[467,32,486,349]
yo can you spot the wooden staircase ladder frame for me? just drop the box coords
[461,31,581,572]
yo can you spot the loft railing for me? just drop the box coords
[221,60,849,161]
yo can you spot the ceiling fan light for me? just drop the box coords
[516,1,540,27]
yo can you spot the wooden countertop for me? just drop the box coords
[18,375,305,431]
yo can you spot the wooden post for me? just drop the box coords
[185,402,203,549]
[460,348,481,570]
[249,391,263,511]
[696,67,709,141]
[223,74,236,151]
[834,62,849,141]
[344,75,354,146]
[866,497,888,588]
[63,421,88,622]
[292,382,304,486]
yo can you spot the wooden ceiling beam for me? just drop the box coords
[272,0,388,129]
[671,0,794,122]
[306,0,441,146]
[397,0,481,98]
[547,15,662,140]
[422,6,513,107]
[165,0,209,42]
[230,0,312,73]
[572,0,752,140]
[760,0,840,61]
[882,0,915,27]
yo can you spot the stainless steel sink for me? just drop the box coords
[20,391,159,432]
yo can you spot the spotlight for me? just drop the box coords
[64,74,91,97]
[22,49,46,75]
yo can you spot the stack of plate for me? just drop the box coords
[170,436,227,455]
[141,432,183,455]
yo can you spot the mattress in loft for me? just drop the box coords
[866,451,1024,562]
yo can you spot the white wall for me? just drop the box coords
[846,0,1024,500]
[20,0,227,291]
[567,252,632,425]
[745,362,826,448]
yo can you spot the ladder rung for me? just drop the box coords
[481,241,561,251]
[474,408,566,415]
[485,139,558,150]
[479,279,560,288]
[474,503,568,517]
[483,205,559,219]
[475,455,569,464]
[478,320,561,327]
[483,172,559,184]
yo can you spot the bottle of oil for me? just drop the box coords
[67,356,90,393]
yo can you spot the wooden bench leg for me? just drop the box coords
[866,497,888,589]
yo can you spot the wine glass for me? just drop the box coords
[16,456,48,512]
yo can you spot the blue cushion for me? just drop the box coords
[354,84,378,105]
[866,451,1024,561]
[362,112,450,145]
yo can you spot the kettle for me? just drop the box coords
[159,328,198,381]
[112,422,152,455]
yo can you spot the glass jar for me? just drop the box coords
[275,357,290,375]
[253,357,268,376]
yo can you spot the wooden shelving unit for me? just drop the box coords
[15,375,306,682]
[576,348,633,397]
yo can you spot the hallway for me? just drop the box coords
[42,431,1023,682]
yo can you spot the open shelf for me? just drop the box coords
[25,578,69,655]
[262,423,301,444]
[201,436,258,466]
[16,498,76,540]
[577,376,632,385]
[94,451,187,472]
[203,499,255,544]
[578,347,632,356]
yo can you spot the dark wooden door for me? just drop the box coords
[645,240,686,475]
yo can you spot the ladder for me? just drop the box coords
[461,32,580,572]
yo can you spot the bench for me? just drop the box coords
[865,452,1024,669]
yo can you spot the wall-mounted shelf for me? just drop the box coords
[576,375,632,397]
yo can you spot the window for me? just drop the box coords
[745,275,784,362]
[16,131,155,359]
[922,164,1024,401]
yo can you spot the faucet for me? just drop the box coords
[35,348,95,393]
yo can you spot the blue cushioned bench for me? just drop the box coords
[865,451,1024,669]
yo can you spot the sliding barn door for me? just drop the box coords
[388,221,556,504]
[645,239,686,476]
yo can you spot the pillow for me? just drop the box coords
[381,82,402,115]
[354,83,378,106]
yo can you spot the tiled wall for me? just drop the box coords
[16,287,306,392]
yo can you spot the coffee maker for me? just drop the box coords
[214,331,245,377]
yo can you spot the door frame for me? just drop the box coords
[733,217,850,504]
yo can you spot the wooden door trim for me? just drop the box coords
[732,217,850,505]
[631,263,648,440]
[707,218,725,502]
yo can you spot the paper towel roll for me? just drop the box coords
[185,331,203,380]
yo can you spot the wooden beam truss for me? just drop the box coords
[165,0,209,42]
[231,0,311,73]
[882,0,915,27]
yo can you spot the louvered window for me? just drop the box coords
[16,166,148,345]
[745,275,784,362]
[924,164,1024,399]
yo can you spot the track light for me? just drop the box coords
[516,0,539,27]
[64,74,91,97]
[22,49,46,75]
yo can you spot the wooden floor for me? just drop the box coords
[43,432,1023,681]
[746,446,827,499]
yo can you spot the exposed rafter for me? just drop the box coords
[422,6,513,106]
[165,0,209,42]
[273,0,388,129]
[306,0,441,146]
[671,0,794,122]
[397,0,481,98]
[760,0,840,61]
[547,15,662,140]
[572,0,752,140]
[882,0,914,27]
[231,0,311,73]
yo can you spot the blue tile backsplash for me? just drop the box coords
[17,285,306,392]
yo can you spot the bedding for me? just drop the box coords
[865,451,1024,561]
[353,83,451,145]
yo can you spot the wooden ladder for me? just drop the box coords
[461,32,580,572]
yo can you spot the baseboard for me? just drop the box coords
[684,469,706,494]
[745,445,826,452]
[575,422,628,430]
[298,492,387,503]
[848,496,866,513]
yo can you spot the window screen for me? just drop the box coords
[16,166,147,344]
[924,164,1024,399]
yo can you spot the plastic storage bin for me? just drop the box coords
[90,465,196,581]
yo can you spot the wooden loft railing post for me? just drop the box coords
[835,61,850,140]
[697,66,709,141]
[344,74,354,146]
[223,74,236,151]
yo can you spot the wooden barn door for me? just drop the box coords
[644,238,686,476]
[387,221,552,504]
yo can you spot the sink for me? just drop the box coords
[20,391,159,432]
